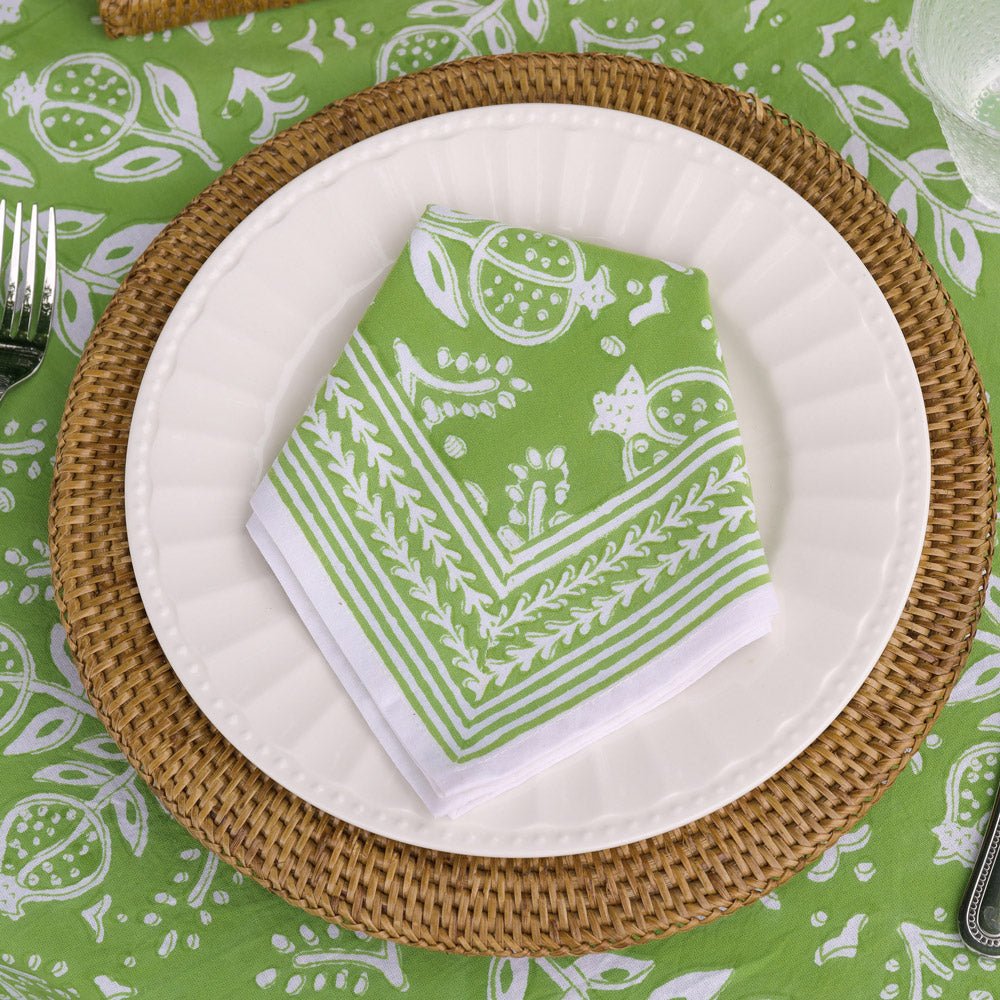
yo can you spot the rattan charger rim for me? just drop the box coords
[49,53,996,957]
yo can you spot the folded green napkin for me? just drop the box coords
[249,206,776,816]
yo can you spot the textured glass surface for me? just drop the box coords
[912,0,1000,208]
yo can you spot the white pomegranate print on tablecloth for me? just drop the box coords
[377,0,548,81]
[413,208,616,345]
[0,792,111,921]
[3,54,221,181]
[591,365,733,480]
[0,738,149,920]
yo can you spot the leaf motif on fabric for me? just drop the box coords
[74,736,126,761]
[908,148,960,180]
[841,134,870,176]
[143,64,201,138]
[937,213,983,295]
[3,705,83,756]
[110,786,148,858]
[0,624,35,738]
[55,269,96,355]
[515,0,549,41]
[409,0,482,15]
[950,644,1000,704]
[301,372,494,695]
[95,145,182,183]
[33,760,113,788]
[571,954,655,990]
[142,63,222,169]
[840,84,910,127]
[185,20,214,44]
[482,13,517,53]
[487,958,529,1000]
[85,223,163,279]
[888,179,918,232]
[803,62,1000,298]
[49,625,83,696]
[0,146,32,187]
[647,968,733,1000]
[487,457,753,682]
[287,18,324,63]
[54,209,105,240]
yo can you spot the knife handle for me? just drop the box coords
[960,787,1000,956]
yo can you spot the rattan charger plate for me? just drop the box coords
[50,54,996,956]
[99,0,308,37]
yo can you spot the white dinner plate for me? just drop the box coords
[125,104,930,857]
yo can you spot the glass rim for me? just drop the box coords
[910,0,1000,140]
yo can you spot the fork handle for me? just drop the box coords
[960,782,1000,955]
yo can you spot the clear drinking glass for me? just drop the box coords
[911,0,1000,210]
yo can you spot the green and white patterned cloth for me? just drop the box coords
[248,206,775,815]
[4,0,1000,997]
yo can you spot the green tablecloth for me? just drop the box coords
[1,1,999,997]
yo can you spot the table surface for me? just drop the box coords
[2,1,999,997]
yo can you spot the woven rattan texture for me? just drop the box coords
[99,0,309,37]
[50,54,996,956]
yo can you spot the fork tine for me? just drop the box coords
[3,202,22,339]
[34,208,57,346]
[17,205,37,341]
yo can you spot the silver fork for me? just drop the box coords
[0,201,57,405]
